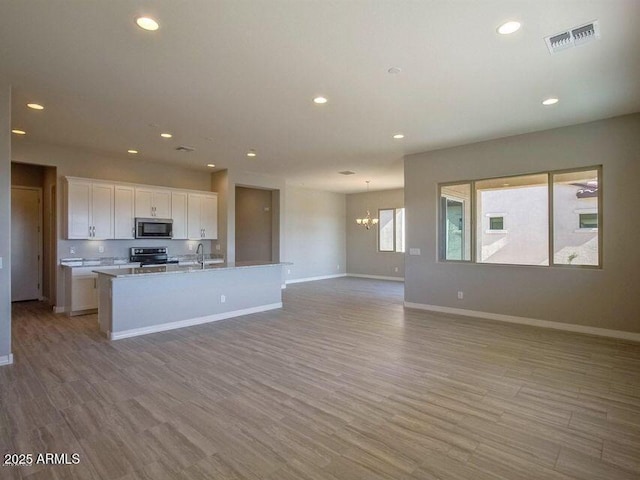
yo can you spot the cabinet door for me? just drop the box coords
[91,184,114,239]
[171,192,188,239]
[135,188,154,217]
[114,185,135,239]
[153,190,172,218]
[201,194,218,239]
[187,194,203,239]
[71,274,98,311]
[67,180,92,239]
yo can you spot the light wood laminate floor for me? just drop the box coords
[2,277,640,480]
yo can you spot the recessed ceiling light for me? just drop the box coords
[246,150,257,157]
[497,21,521,35]
[160,133,172,138]
[127,149,138,154]
[207,164,215,168]
[27,103,44,110]
[12,129,26,135]
[542,97,559,105]
[388,67,402,74]
[393,133,405,139]
[313,96,328,104]
[136,16,159,31]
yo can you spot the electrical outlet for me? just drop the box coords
[220,294,226,304]
[409,248,421,256]
[215,244,221,251]
[188,243,194,251]
[0,257,3,269]
[337,264,340,270]
[457,291,464,300]
[69,247,76,254]
[98,245,105,253]
[394,266,399,273]
[287,269,291,274]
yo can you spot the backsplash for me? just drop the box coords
[58,239,221,262]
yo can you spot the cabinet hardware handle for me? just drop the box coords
[94,278,97,289]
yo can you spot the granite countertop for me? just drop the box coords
[93,261,290,278]
[61,254,225,268]
[60,257,135,267]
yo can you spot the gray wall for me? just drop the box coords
[284,186,346,281]
[405,113,640,333]
[0,83,11,361]
[236,186,273,262]
[346,188,405,279]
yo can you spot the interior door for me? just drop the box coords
[11,187,42,301]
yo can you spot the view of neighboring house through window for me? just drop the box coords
[378,207,405,253]
[553,169,600,266]
[438,166,601,268]
[476,173,549,265]
[440,183,471,261]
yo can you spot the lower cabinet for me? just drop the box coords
[64,267,99,315]
[64,264,139,316]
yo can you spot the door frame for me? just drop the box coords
[11,185,43,301]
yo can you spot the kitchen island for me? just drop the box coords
[94,262,288,340]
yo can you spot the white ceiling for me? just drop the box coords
[1,1,639,193]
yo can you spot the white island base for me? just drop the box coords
[94,262,286,340]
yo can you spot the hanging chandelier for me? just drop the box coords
[355,181,379,230]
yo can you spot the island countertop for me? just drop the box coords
[93,261,290,278]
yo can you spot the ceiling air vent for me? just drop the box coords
[339,170,356,175]
[544,20,600,54]
[175,145,195,152]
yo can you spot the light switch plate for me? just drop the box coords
[0,257,3,269]
[409,248,421,256]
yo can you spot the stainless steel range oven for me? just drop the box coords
[130,247,178,266]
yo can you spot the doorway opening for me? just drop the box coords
[235,186,279,263]
[11,162,57,305]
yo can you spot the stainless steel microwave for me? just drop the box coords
[135,218,173,239]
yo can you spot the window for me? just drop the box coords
[553,169,599,266]
[439,166,601,268]
[579,213,598,229]
[489,216,504,230]
[378,207,405,253]
[477,174,549,265]
[439,183,471,261]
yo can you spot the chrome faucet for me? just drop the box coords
[196,243,205,269]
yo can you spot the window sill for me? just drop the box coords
[485,230,508,234]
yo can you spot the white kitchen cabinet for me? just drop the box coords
[114,185,135,239]
[135,187,172,218]
[171,191,188,239]
[187,193,218,239]
[66,179,114,239]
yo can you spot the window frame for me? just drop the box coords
[378,207,405,253]
[438,165,602,269]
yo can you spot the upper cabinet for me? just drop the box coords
[135,187,172,218]
[114,185,135,239]
[171,192,188,240]
[66,179,114,239]
[187,193,218,239]
[65,177,217,241]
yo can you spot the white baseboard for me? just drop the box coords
[286,273,346,284]
[404,302,640,343]
[348,274,405,282]
[53,306,66,314]
[0,354,14,366]
[109,302,283,340]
